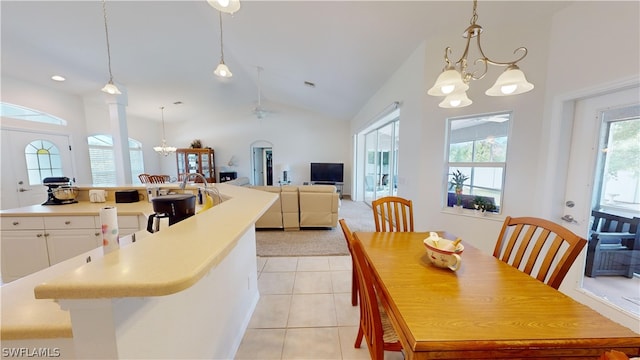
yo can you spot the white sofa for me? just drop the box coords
[227,179,339,229]
[298,185,340,228]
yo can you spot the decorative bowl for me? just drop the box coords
[423,237,464,271]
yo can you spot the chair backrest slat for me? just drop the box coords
[494,216,587,290]
[372,196,414,232]
[350,230,387,359]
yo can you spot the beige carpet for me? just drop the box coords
[255,199,376,256]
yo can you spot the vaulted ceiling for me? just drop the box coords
[1,1,571,123]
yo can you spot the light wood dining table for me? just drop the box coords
[353,231,640,360]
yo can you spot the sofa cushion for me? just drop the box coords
[225,177,250,186]
[280,186,300,230]
[298,186,339,228]
[251,186,283,228]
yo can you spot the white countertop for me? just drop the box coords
[0,183,276,339]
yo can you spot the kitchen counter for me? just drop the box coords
[32,183,274,299]
[0,200,152,217]
[0,183,277,359]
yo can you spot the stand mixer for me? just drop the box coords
[42,177,78,205]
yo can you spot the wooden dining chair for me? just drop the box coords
[339,219,358,306]
[138,173,152,184]
[148,175,166,184]
[372,196,414,232]
[350,229,403,359]
[493,216,588,290]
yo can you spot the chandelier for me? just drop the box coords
[428,0,534,108]
[100,0,121,95]
[153,107,177,156]
[214,11,232,78]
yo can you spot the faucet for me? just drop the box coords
[179,173,209,190]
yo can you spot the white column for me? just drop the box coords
[105,88,131,185]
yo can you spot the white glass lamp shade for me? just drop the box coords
[427,69,468,96]
[101,81,121,95]
[154,141,177,156]
[439,90,472,108]
[485,66,534,96]
[214,62,233,78]
[207,0,241,14]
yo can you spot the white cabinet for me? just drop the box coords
[45,216,101,265]
[1,214,146,282]
[1,217,49,282]
[95,215,142,236]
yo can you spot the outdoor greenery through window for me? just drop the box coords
[594,105,640,216]
[445,112,511,213]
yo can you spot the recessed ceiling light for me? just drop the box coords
[51,75,66,82]
[304,81,316,88]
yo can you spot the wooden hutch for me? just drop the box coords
[176,148,216,183]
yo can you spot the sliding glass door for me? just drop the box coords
[363,120,399,204]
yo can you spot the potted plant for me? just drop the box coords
[448,170,469,209]
[472,196,496,215]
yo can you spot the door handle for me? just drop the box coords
[561,214,578,224]
[18,188,30,192]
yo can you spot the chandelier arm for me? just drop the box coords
[483,47,528,67]
[443,47,454,68]
[468,58,489,81]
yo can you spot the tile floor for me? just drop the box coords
[235,256,405,360]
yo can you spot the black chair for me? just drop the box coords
[585,211,639,278]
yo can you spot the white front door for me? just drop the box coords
[0,129,75,209]
[558,84,639,330]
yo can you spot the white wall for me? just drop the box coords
[536,1,640,331]
[163,101,349,188]
[1,76,93,183]
[350,5,555,254]
[349,0,639,331]
[2,78,348,190]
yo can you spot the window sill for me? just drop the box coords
[441,207,505,222]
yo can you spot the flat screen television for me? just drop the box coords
[310,162,344,183]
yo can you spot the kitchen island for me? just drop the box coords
[1,183,277,359]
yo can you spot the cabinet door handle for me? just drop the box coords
[44,233,50,237]
[37,233,43,237]
[65,220,71,225]
[95,232,100,236]
[12,221,19,226]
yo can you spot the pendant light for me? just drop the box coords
[214,11,232,78]
[207,0,241,15]
[100,0,121,95]
[428,0,534,108]
[153,107,177,156]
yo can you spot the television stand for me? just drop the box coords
[311,181,343,199]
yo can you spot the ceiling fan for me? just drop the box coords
[253,66,273,119]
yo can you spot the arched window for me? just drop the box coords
[25,140,64,185]
[1,102,67,125]
[87,135,145,185]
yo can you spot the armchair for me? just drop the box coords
[584,211,639,278]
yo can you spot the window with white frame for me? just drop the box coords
[25,140,64,185]
[445,112,511,213]
[87,135,145,185]
[593,105,640,215]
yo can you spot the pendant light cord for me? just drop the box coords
[102,0,115,82]
[218,11,225,63]
[160,106,167,141]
